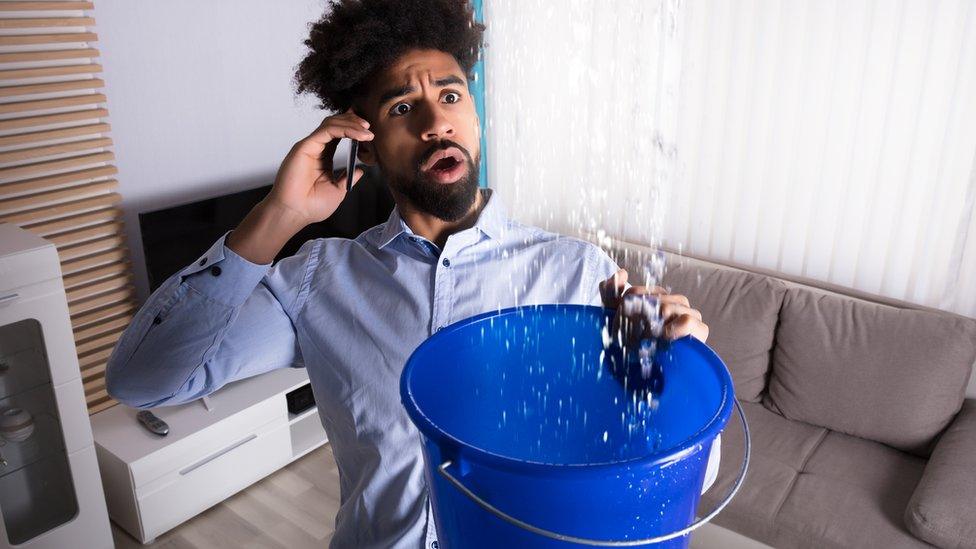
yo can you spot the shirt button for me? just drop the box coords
[198,258,207,266]
[442,258,451,267]
[152,315,162,325]
[431,542,438,549]
[210,265,222,276]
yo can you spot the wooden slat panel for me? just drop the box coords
[76,328,121,356]
[85,387,108,404]
[73,310,131,343]
[0,32,97,46]
[0,17,95,29]
[0,137,112,163]
[0,179,115,213]
[0,150,113,179]
[87,397,116,414]
[0,2,94,11]
[0,108,107,131]
[57,233,124,261]
[0,93,105,115]
[68,285,133,317]
[0,63,101,80]
[71,301,135,331]
[0,123,110,147]
[83,378,105,398]
[66,272,129,302]
[0,192,120,223]
[61,246,126,276]
[0,165,116,195]
[1,9,132,415]
[0,47,98,64]
[46,219,122,248]
[0,77,104,98]
[63,260,127,290]
[24,206,118,235]
[79,345,113,369]
[83,375,110,395]
[83,365,108,388]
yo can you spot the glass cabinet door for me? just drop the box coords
[0,318,78,545]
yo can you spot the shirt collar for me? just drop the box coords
[376,188,507,249]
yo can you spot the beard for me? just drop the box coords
[381,140,480,222]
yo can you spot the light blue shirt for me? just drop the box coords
[106,188,619,548]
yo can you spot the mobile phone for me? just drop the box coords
[347,140,359,192]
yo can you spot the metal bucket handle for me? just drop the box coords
[437,398,751,547]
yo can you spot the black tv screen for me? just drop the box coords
[139,166,394,292]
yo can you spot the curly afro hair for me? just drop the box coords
[294,0,485,113]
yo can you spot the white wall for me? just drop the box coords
[94,0,337,302]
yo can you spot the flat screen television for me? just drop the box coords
[139,166,394,292]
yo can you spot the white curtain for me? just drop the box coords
[485,0,976,318]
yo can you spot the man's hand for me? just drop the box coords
[267,107,375,225]
[226,109,375,264]
[599,268,709,344]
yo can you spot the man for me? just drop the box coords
[105,0,709,547]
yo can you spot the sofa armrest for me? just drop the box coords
[905,398,976,549]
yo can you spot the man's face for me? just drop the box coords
[358,48,481,221]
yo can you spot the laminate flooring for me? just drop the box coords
[109,442,768,549]
[111,443,340,549]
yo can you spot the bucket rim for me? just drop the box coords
[400,304,736,473]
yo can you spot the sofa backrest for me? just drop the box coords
[767,285,976,456]
[611,239,976,456]
[663,261,785,403]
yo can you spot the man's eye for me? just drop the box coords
[391,103,411,116]
[444,92,461,103]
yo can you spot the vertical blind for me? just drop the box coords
[486,0,976,318]
[0,1,135,414]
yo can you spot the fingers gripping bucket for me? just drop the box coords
[401,305,750,548]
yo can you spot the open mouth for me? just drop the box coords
[421,147,467,184]
[430,156,460,172]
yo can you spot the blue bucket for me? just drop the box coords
[401,305,749,548]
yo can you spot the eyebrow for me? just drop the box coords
[378,75,467,106]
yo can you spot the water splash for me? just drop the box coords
[481,0,688,477]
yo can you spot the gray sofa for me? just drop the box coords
[612,241,976,549]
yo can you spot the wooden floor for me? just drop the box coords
[109,442,768,549]
[111,444,340,549]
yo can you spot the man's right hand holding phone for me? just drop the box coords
[226,109,374,264]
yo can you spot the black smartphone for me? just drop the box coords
[346,140,359,192]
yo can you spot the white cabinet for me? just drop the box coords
[0,223,113,549]
[91,366,328,544]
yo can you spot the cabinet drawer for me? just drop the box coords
[128,395,285,488]
[135,418,291,540]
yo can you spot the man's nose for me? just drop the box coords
[419,103,455,141]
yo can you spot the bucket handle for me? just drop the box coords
[437,398,751,547]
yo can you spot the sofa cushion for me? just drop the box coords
[765,287,976,456]
[775,431,930,549]
[697,401,827,541]
[905,399,976,549]
[659,262,786,402]
[700,403,932,548]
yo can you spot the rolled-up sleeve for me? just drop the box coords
[587,245,624,307]
[106,230,319,408]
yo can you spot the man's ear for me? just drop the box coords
[357,140,377,166]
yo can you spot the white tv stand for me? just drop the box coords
[90,367,327,544]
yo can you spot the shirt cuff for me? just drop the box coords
[179,230,272,308]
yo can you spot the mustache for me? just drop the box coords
[416,140,473,169]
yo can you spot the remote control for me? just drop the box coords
[136,410,170,436]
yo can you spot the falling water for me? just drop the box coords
[481,0,685,462]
